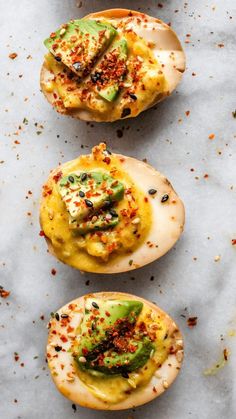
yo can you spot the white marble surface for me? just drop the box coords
[1,0,236,418]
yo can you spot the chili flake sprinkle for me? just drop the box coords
[187,317,198,328]
[0,286,10,298]
[9,52,18,59]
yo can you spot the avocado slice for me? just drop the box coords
[87,338,154,375]
[44,19,117,78]
[58,171,124,223]
[76,298,143,356]
[71,211,119,234]
[90,38,128,102]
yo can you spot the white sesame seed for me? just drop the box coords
[78,356,87,363]
[132,217,140,225]
[163,380,169,389]
[60,28,66,36]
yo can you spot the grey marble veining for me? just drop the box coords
[1,0,236,418]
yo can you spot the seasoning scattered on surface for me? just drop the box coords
[0,286,10,298]
[208,133,215,140]
[204,348,230,376]
[9,52,18,59]
[187,317,198,328]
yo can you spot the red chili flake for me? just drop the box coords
[40,315,45,320]
[53,171,62,183]
[14,353,19,362]
[187,317,198,328]
[51,268,57,276]
[204,174,209,179]
[208,133,215,140]
[50,32,56,38]
[67,326,74,333]
[0,287,10,298]
[185,110,190,116]
[223,348,229,361]
[153,386,157,393]
[9,52,18,60]
[60,335,68,343]
[103,156,111,165]
[82,347,88,356]
[218,43,224,48]
[39,230,45,237]
[105,311,111,317]
[231,239,236,246]
[144,197,148,203]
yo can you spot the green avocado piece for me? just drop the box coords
[90,38,128,102]
[58,171,124,223]
[44,19,117,78]
[76,298,143,357]
[87,338,154,375]
[71,211,119,234]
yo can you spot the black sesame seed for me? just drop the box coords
[85,199,93,207]
[91,321,96,331]
[79,191,85,198]
[72,62,82,72]
[68,176,74,183]
[54,56,62,62]
[90,71,102,83]
[121,108,131,118]
[121,371,129,378]
[61,314,69,318]
[92,301,99,309]
[161,194,169,203]
[129,93,137,101]
[110,209,118,217]
[81,173,87,182]
[102,200,112,209]
[55,345,62,352]
[55,313,60,321]
[72,403,77,412]
[148,189,157,195]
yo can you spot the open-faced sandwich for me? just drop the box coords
[40,8,185,122]
[39,143,185,273]
[47,292,184,410]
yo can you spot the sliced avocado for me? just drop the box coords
[87,338,154,375]
[90,38,128,102]
[44,19,117,78]
[71,211,119,234]
[76,298,143,357]
[58,171,124,222]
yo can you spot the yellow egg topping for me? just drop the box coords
[40,144,152,272]
[47,294,178,407]
[42,17,167,121]
[73,303,171,404]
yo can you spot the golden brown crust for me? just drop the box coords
[47,292,184,410]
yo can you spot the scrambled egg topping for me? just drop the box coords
[43,20,167,121]
[40,144,152,271]
[73,302,172,404]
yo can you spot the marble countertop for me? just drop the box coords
[1,0,236,418]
